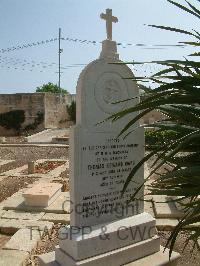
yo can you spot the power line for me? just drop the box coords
[61,36,187,49]
[0,36,189,55]
[0,38,58,54]
[0,55,86,70]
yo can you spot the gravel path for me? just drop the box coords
[0,145,68,161]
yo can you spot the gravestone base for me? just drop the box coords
[58,213,157,260]
[38,244,180,266]
[38,213,180,266]
[55,213,160,266]
[55,235,160,266]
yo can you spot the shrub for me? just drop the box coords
[67,101,76,123]
[24,111,44,131]
[107,0,200,254]
[0,110,25,132]
[145,129,182,148]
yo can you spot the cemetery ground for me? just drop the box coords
[0,140,199,265]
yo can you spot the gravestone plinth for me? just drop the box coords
[38,8,180,266]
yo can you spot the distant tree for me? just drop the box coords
[36,82,68,94]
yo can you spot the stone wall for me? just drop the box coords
[0,93,45,136]
[44,94,70,128]
[0,93,74,136]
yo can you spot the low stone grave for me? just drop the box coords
[1,190,70,214]
[152,195,184,219]
[23,183,62,207]
[24,160,67,175]
[0,156,70,265]
[0,160,18,174]
[0,137,6,144]
[51,137,69,144]
[0,159,68,179]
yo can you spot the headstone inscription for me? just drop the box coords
[38,8,181,266]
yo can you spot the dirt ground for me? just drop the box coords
[0,176,39,203]
[0,146,199,265]
[0,146,68,161]
[159,231,200,266]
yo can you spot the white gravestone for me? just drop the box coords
[56,8,159,265]
[70,51,144,228]
[38,8,179,266]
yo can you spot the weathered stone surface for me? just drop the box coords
[0,249,29,266]
[2,210,44,220]
[0,233,10,249]
[144,201,155,217]
[3,192,70,214]
[37,251,59,266]
[2,164,27,176]
[0,209,6,218]
[156,219,179,231]
[126,246,180,266]
[52,137,69,144]
[59,213,157,261]
[0,218,7,231]
[46,192,70,213]
[2,193,27,210]
[0,219,53,234]
[46,162,69,178]
[0,93,73,137]
[41,213,70,224]
[4,228,42,252]
[56,236,160,266]
[28,161,35,174]
[23,183,62,207]
[152,195,184,219]
[0,160,13,166]
[38,246,180,266]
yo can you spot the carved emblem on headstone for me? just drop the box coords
[94,73,128,114]
[103,80,120,104]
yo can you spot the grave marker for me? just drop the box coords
[39,8,180,266]
[23,183,62,207]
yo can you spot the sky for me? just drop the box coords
[0,0,199,94]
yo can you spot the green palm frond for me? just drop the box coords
[108,0,200,256]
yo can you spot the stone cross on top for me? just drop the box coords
[100,8,118,41]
